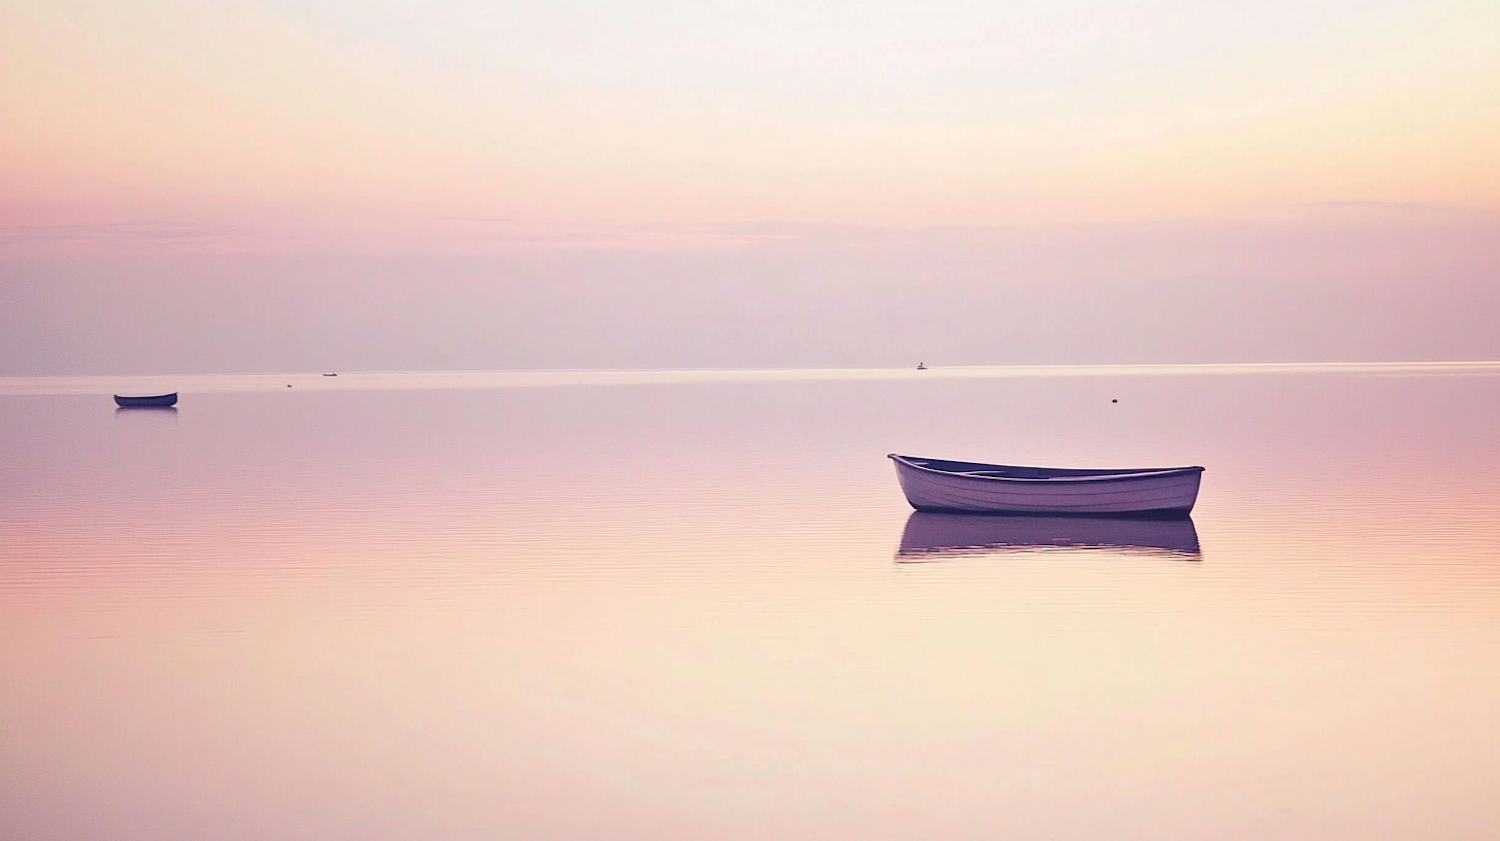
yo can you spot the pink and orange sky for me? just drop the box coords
[5,0,1498,239]
[1,1,1498,372]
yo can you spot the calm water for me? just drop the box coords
[3,368,1499,840]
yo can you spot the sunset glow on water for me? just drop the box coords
[5,1,1499,837]
[4,370,1499,840]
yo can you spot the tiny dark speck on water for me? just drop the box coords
[1111,398,1118,403]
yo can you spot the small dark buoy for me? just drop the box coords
[287,384,292,388]
[1111,398,1118,403]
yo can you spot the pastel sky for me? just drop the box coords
[1,1,1497,372]
[6,0,1498,235]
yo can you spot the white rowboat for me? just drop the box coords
[889,454,1203,515]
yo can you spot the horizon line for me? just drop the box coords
[4,360,1500,397]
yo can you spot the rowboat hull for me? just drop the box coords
[114,393,178,408]
[890,454,1203,515]
[897,511,1200,560]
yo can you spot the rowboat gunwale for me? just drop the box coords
[888,454,1204,485]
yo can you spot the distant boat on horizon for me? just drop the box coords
[889,454,1203,515]
[114,392,178,408]
[916,362,927,370]
[323,372,338,377]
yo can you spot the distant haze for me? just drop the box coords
[2,1,1497,374]
[3,211,1496,375]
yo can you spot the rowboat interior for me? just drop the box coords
[900,456,1197,481]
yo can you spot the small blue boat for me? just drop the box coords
[114,392,178,408]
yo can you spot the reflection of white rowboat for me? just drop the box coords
[889,454,1204,515]
[896,511,1200,561]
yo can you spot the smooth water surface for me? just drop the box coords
[3,370,1499,840]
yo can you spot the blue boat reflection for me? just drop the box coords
[896,511,1201,562]
[113,406,179,429]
